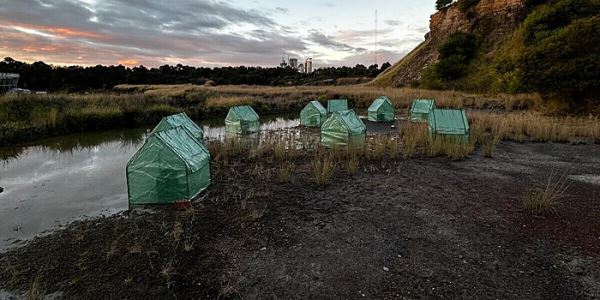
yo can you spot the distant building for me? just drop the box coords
[0,73,19,93]
[279,57,288,68]
[289,58,298,69]
[298,63,304,73]
[304,58,313,74]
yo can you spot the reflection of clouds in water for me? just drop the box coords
[0,117,303,250]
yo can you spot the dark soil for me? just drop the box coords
[1,142,600,299]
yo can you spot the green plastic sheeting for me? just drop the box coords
[225,105,260,134]
[127,126,211,206]
[327,99,348,114]
[411,99,436,122]
[300,100,327,127]
[428,109,470,143]
[151,112,204,140]
[321,110,366,147]
[368,96,395,122]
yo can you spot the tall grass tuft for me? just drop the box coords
[311,150,335,187]
[400,122,429,158]
[523,171,570,215]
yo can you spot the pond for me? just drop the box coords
[0,114,301,251]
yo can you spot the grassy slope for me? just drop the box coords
[368,40,430,87]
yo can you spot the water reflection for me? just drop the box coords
[0,114,301,251]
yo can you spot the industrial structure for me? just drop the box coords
[0,73,19,93]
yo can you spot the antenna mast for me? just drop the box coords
[375,9,378,67]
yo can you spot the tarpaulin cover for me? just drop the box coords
[127,126,211,206]
[410,99,436,122]
[151,112,204,140]
[368,96,395,122]
[225,105,260,134]
[321,110,366,147]
[300,100,327,127]
[428,109,470,143]
[327,99,348,114]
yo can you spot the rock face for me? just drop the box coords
[371,0,527,87]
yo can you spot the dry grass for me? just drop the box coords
[205,96,252,108]
[161,260,176,287]
[469,111,600,143]
[27,274,42,300]
[399,122,429,158]
[277,162,294,183]
[523,171,570,215]
[345,150,360,175]
[115,84,541,111]
[311,151,335,186]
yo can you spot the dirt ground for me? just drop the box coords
[1,142,599,299]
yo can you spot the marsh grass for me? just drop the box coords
[27,274,42,300]
[399,122,429,158]
[311,150,335,186]
[345,150,360,175]
[277,161,294,183]
[523,171,570,215]
[428,136,474,160]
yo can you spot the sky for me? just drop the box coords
[0,0,436,68]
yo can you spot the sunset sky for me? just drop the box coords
[0,0,435,68]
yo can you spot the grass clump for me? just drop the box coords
[311,150,335,187]
[277,162,294,183]
[523,171,570,215]
[400,122,429,158]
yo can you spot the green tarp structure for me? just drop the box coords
[411,99,436,122]
[151,112,204,140]
[368,96,395,122]
[428,109,470,143]
[127,126,211,206]
[321,110,367,147]
[327,99,348,114]
[225,105,260,134]
[300,100,327,127]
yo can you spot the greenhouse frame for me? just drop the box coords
[225,105,260,134]
[151,112,204,141]
[367,96,395,122]
[126,126,211,206]
[327,99,349,114]
[321,110,366,147]
[300,100,327,127]
[410,99,436,122]
[427,109,470,143]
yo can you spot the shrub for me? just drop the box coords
[421,32,478,88]
[519,15,600,107]
[436,0,453,10]
[458,0,481,14]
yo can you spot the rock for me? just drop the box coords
[383,266,390,272]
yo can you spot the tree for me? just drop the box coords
[436,0,453,10]
[380,62,392,72]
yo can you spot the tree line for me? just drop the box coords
[0,57,392,92]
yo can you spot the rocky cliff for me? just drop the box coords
[370,0,527,87]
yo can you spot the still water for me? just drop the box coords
[0,114,300,250]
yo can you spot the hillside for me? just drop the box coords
[371,0,527,87]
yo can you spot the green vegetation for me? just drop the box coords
[458,0,481,15]
[421,33,478,89]
[423,0,600,110]
[436,0,453,10]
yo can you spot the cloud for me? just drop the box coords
[307,30,366,52]
[0,0,307,66]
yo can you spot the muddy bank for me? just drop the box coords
[1,142,599,299]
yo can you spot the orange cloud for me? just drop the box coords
[45,27,107,39]
[4,21,108,40]
[118,59,139,66]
